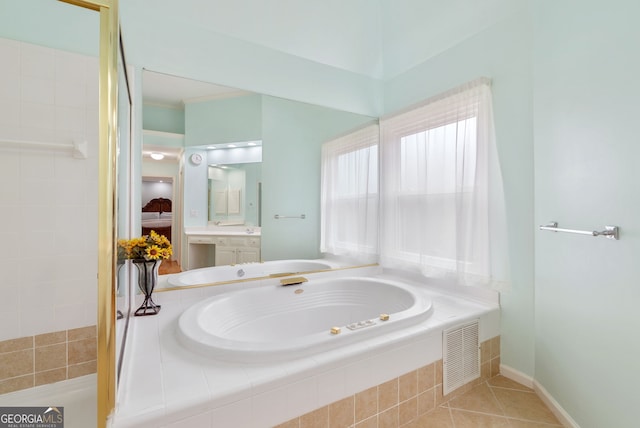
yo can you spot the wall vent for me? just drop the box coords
[443,319,480,395]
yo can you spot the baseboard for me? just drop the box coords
[499,364,534,388]
[500,364,580,428]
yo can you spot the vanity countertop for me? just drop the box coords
[185,226,261,237]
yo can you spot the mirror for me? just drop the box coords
[142,70,377,277]
[208,160,262,226]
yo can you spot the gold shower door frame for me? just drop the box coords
[59,1,119,427]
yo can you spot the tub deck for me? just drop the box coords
[112,267,499,428]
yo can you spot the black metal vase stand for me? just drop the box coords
[133,259,162,316]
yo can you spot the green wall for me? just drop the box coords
[0,0,98,57]
[533,1,640,426]
[143,104,185,134]
[185,94,262,146]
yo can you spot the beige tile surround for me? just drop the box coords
[0,325,97,394]
[275,336,502,428]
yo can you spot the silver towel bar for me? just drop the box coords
[539,221,619,240]
[274,214,306,220]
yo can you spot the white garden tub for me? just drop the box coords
[167,259,336,287]
[177,275,433,362]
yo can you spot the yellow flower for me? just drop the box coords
[145,245,162,260]
[117,231,173,261]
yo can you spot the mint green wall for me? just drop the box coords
[143,105,185,134]
[261,96,375,261]
[120,3,382,117]
[0,0,98,57]
[383,3,535,378]
[185,95,262,146]
[242,163,261,227]
[533,1,640,427]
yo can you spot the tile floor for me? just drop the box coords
[404,375,563,428]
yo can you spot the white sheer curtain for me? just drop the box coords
[380,78,509,289]
[321,123,379,263]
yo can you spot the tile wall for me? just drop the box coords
[0,325,97,394]
[275,336,500,428]
[0,37,98,343]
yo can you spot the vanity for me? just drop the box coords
[185,226,261,269]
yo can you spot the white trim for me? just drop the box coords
[500,364,581,428]
[499,363,534,388]
[533,379,581,428]
[183,89,253,104]
[142,129,185,139]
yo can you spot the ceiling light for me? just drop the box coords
[227,144,236,148]
[150,152,165,160]
[247,142,256,146]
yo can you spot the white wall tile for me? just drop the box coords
[0,38,21,77]
[21,101,55,130]
[0,38,101,340]
[0,75,20,102]
[55,105,85,132]
[0,310,21,341]
[22,76,54,105]
[55,50,87,86]
[55,303,88,331]
[20,302,56,337]
[56,80,86,108]
[21,43,54,78]
[0,101,21,130]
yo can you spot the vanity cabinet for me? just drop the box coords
[187,234,260,269]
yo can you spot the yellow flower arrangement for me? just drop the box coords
[117,230,173,261]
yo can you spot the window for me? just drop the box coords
[380,78,508,288]
[320,123,379,261]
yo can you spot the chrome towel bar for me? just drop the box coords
[274,214,306,219]
[539,221,619,240]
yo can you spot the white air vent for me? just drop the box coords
[443,319,480,395]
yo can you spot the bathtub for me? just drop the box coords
[0,375,95,428]
[167,259,337,287]
[177,275,433,362]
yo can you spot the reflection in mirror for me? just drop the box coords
[142,69,377,284]
[208,152,262,226]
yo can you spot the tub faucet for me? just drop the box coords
[280,277,308,286]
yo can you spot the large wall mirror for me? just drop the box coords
[141,70,377,280]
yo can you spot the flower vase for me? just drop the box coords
[132,259,162,316]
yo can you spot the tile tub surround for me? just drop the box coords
[276,337,502,428]
[112,268,500,428]
[0,325,97,394]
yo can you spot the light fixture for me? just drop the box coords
[247,142,256,146]
[150,152,165,160]
[227,144,236,148]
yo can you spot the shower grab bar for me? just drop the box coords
[274,214,306,220]
[0,138,88,159]
[539,221,619,240]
